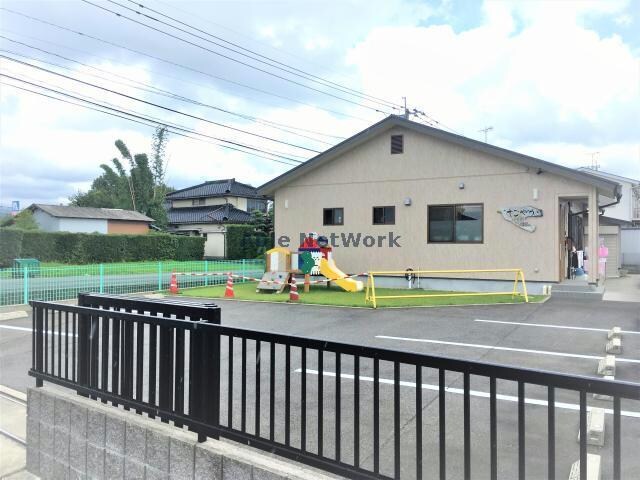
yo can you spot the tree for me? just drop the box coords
[249,205,274,238]
[0,210,39,230]
[70,127,172,227]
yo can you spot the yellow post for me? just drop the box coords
[366,273,378,308]
[512,270,519,298]
[519,270,529,302]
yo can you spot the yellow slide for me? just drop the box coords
[319,258,364,292]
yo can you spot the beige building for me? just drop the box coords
[259,116,621,290]
[166,179,268,258]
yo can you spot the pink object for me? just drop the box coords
[599,245,609,258]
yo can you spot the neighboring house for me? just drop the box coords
[259,115,621,290]
[165,179,268,258]
[29,204,153,234]
[577,168,640,273]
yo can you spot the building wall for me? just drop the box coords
[273,126,596,283]
[171,223,227,258]
[171,197,243,209]
[600,180,633,222]
[621,228,640,266]
[32,210,60,232]
[107,221,149,234]
[57,218,108,233]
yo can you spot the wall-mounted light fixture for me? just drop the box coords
[404,197,412,206]
[284,199,289,209]
[458,182,465,190]
[533,188,539,201]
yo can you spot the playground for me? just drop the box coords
[180,282,543,307]
[176,233,541,308]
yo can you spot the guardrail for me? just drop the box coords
[365,268,528,308]
[0,259,264,306]
[29,296,640,480]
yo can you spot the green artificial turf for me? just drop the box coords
[180,282,544,308]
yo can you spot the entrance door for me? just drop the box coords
[559,203,567,280]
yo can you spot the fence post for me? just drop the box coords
[204,260,209,287]
[158,262,163,291]
[76,294,90,396]
[34,304,43,387]
[191,311,221,442]
[242,259,246,284]
[99,264,104,294]
[23,266,29,305]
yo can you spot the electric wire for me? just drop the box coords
[1,77,304,167]
[0,40,340,145]
[1,54,322,154]
[122,0,402,110]
[0,9,375,123]
[80,0,396,115]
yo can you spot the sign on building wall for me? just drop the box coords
[499,206,543,232]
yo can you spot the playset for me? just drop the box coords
[257,233,364,295]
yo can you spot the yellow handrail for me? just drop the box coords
[365,268,528,308]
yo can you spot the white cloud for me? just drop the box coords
[346,0,640,179]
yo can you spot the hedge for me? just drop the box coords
[0,229,24,267]
[0,228,205,266]
[225,225,273,260]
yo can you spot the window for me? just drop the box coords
[323,208,344,226]
[192,198,205,206]
[391,135,404,154]
[373,206,395,225]
[247,198,267,213]
[428,204,483,243]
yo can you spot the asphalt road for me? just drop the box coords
[1,296,639,479]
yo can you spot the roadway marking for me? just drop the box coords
[0,325,76,336]
[474,319,640,335]
[375,335,640,364]
[295,368,640,419]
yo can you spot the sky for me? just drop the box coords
[0,0,639,208]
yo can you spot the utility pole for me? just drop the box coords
[479,126,493,143]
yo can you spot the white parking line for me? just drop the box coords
[0,325,75,336]
[475,319,640,335]
[295,368,640,419]
[375,335,640,364]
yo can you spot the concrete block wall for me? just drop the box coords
[27,387,340,480]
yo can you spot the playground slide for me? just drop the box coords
[319,258,364,292]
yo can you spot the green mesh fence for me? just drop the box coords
[0,259,265,306]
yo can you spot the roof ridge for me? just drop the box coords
[258,115,620,198]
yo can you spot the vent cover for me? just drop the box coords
[391,135,404,154]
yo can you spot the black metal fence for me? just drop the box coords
[29,295,640,480]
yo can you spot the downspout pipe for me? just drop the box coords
[599,190,623,216]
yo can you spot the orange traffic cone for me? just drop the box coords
[224,273,235,298]
[289,275,299,302]
[169,271,179,294]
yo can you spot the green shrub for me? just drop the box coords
[226,225,273,259]
[1,229,205,265]
[0,229,24,267]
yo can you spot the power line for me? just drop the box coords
[122,0,402,110]
[151,0,354,84]
[1,76,304,167]
[1,54,322,154]
[0,9,375,123]
[0,38,343,144]
[0,31,351,137]
[80,0,396,115]
[5,67,310,162]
